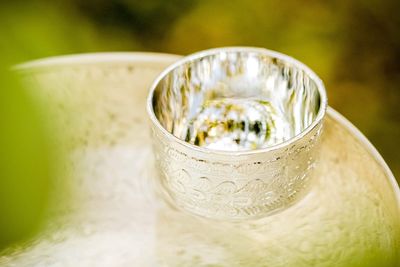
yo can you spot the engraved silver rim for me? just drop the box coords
[147,47,328,156]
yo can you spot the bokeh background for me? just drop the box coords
[0,0,399,248]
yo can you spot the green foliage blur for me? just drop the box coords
[0,0,399,249]
[0,70,52,250]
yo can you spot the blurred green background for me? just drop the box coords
[0,0,399,248]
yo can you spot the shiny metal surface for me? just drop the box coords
[147,47,327,220]
[0,53,398,267]
[149,48,325,151]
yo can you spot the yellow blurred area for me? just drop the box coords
[0,0,399,248]
[0,68,53,249]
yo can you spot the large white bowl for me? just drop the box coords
[1,53,399,267]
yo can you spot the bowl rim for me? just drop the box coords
[13,51,398,205]
[149,46,328,156]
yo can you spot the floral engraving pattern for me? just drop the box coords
[153,124,322,220]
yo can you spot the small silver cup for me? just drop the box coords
[147,47,327,220]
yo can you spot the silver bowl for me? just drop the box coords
[147,47,327,220]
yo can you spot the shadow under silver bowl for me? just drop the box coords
[147,47,327,220]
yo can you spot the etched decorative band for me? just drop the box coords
[147,47,327,220]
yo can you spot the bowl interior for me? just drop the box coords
[151,50,322,151]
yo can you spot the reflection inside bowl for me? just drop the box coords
[152,51,322,151]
